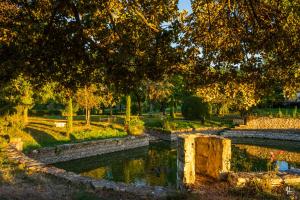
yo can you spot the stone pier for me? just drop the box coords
[177,134,231,189]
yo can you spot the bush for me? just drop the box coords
[6,114,25,129]
[181,96,210,121]
[293,106,297,118]
[218,103,229,116]
[128,118,144,136]
[162,118,171,131]
[277,108,283,118]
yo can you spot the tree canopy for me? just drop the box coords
[0,0,299,108]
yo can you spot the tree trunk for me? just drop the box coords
[170,97,176,119]
[87,109,91,126]
[125,95,131,125]
[110,105,113,117]
[149,101,153,113]
[84,85,89,126]
[66,98,73,137]
[23,106,29,124]
[136,94,142,115]
[161,102,166,115]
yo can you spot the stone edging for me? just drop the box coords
[5,142,177,199]
[228,171,300,188]
[28,136,150,164]
[222,130,300,141]
[146,127,226,141]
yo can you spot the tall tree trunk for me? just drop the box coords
[149,101,153,113]
[125,95,131,125]
[170,96,176,119]
[84,85,89,125]
[87,109,91,126]
[110,105,113,117]
[136,93,142,115]
[66,98,73,137]
[161,102,166,115]
[23,106,29,124]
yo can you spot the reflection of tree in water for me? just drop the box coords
[231,145,300,172]
[81,167,108,179]
[144,142,177,187]
[122,159,145,183]
[231,146,269,172]
[54,141,178,187]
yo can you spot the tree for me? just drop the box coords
[147,79,174,114]
[0,75,34,124]
[182,0,300,100]
[75,85,102,126]
[196,81,261,119]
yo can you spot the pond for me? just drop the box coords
[53,139,300,188]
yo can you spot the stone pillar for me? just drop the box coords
[177,134,231,190]
[177,134,197,190]
[195,135,231,180]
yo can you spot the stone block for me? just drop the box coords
[177,134,231,190]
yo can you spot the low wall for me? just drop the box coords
[28,136,149,164]
[239,117,300,130]
[5,143,176,199]
[222,130,300,141]
[146,127,225,141]
[228,172,300,188]
[146,128,178,141]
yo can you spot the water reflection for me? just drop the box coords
[54,141,177,188]
[54,139,300,188]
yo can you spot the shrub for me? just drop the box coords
[218,103,229,116]
[128,118,144,136]
[6,114,25,129]
[162,118,172,131]
[277,108,283,118]
[181,96,210,121]
[293,106,297,118]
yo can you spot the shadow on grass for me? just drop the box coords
[29,121,54,128]
[27,123,66,137]
[23,127,59,148]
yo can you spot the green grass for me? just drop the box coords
[5,117,127,152]
[71,128,127,141]
[251,107,300,118]
[142,115,233,131]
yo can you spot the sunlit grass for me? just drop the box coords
[6,117,127,152]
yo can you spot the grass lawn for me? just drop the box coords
[4,112,237,152]
[6,117,127,153]
[251,107,300,118]
[142,114,234,131]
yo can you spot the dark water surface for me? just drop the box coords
[54,139,300,188]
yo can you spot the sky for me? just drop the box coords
[178,0,192,13]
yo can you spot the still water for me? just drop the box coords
[54,139,300,188]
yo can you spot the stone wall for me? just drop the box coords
[5,143,176,199]
[28,136,149,164]
[239,117,300,130]
[146,127,225,141]
[146,128,178,141]
[222,130,300,141]
[177,134,231,189]
[228,172,300,189]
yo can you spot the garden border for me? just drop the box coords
[5,138,178,199]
